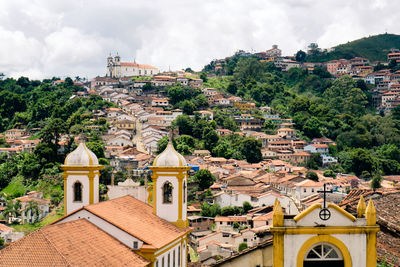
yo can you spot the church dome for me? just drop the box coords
[152,142,187,167]
[64,143,99,166]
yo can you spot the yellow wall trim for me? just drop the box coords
[296,235,352,267]
[270,226,379,235]
[293,203,322,222]
[293,203,356,222]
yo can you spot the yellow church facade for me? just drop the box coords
[271,196,379,267]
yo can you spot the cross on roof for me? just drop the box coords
[317,183,333,209]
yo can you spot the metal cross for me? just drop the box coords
[317,184,333,221]
[317,183,333,209]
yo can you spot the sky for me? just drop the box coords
[0,0,397,79]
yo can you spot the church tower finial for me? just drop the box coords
[357,195,366,218]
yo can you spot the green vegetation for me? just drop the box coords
[238,242,248,252]
[305,33,400,62]
[11,205,64,234]
[0,77,114,201]
[200,55,400,178]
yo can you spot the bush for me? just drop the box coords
[323,170,336,178]
[238,242,248,252]
[306,171,319,182]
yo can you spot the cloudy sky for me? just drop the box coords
[0,0,397,79]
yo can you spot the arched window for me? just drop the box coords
[74,182,82,202]
[163,182,173,204]
[183,181,186,203]
[304,243,344,267]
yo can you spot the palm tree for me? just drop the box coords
[3,200,21,224]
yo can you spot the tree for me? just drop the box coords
[242,201,252,213]
[156,136,170,154]
[193,169,216,191]
[172,115,194,136]
[203,128,219,151]
[306,153,322,169]
[4,200,21,224]
[306,171,319,182]
[39,118,67,145]
[200,203,221,217]
[180,100,196,115]
[371,173,382,190]
[221,206,235,216]
[86,142,105,158]
[239,137,262,163]
[295,50,307,62]
[200,72,208,82]
[234,57,264,84]
[238,242,248,252]
[184,68,194,73]
[323,170,336,178]
[65,77,74,86]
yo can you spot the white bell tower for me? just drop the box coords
[61,143,104,215]
[149,142,190,229]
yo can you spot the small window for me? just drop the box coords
[133,241,138,249]
[183,181,186,203]
[304,188,307,193]
[168,253,170,267]
[163,182,173,203]
[173,250,176,267]
[243,238,248,243]
[162,257,164,267]
[74,182,82,202]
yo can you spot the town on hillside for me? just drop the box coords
[0,44,399,267]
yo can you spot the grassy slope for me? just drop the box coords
[11,206,64,235]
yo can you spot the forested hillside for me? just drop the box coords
[305,33,400,62]
[201,57,400,179]
[0,77,113,201]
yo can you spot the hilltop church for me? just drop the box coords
[106,54,159,78]
[0,142,190,267]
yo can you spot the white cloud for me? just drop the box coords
[0,0,399,79]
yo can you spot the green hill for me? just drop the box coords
[306,33,400,62]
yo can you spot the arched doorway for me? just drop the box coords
[304,243,344,267]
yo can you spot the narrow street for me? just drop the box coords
[132,117,147,153]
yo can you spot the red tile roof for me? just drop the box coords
[0,219,149,266]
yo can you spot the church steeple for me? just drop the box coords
[149,142,190,228]
[61,142,104,215]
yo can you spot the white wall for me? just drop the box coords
[66,174,90,215]
[154,237,186,267]
[283,233,366,267]
[156,173,187,223]
[58,210,143,249]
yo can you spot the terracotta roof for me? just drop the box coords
[0,219,149,266]
[0,223,13,232]
[214,216,247,222]
[79,196,189,249]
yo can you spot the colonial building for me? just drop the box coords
[271,196,379,267]
[107,54,159,78]
[0,142,191,267]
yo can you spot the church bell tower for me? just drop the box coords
[61,143,104,215]
[149,142,190,228]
